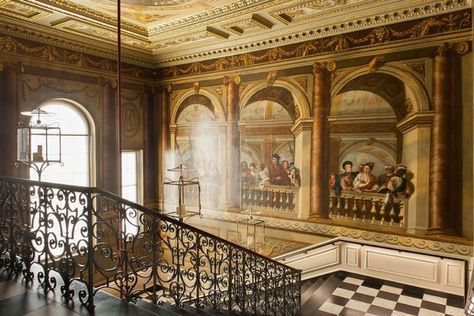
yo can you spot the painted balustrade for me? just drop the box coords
[241,183,298,215]
[328,190,408,228]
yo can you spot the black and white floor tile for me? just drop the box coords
[302,272,466,316]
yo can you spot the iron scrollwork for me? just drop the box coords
[0,176,301,315]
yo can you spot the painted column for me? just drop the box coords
[224,75,241,209]
[397,114,433,234]
[99,77,120,194]
[428,45,453,234]
[292,119,312,219]
[0,65,20,177]
[309,62,332,220]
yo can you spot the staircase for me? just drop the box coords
[0,176,301,315]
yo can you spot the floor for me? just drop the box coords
[0,270,468,315]
[302,272,466,316]
[0,275,180,316]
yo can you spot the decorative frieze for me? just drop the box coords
[160,10,471,78]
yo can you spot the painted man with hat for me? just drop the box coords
[268,153,290,186]
[334,160,359,195]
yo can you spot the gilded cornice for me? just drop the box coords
[0,32,155,80]
[0,21,154,68]
[201,209,472,256]
[160,10,471,79]
[34,0,147,35]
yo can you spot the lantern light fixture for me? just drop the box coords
[16,107,63,181]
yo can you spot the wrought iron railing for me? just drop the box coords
[0,176,301,315]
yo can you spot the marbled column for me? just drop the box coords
[0,66,19,177]
[143,86,158,208]
[428,45,454,234]
[99,78,120,194]
[309,62,331,220]
[225,75,241,209]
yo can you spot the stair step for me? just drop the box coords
[302,274,345,316]
[301,277,325,305]
[301,280,313,294]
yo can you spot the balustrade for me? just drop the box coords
[328,190,408,228]
[0,176,300,315]
[241,184,298,215]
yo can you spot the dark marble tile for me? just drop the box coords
[351,292,374,304]
[327,294,349,306]
[394,302,420,315]
[338,282,359,292]
[447,294,465,308]
[420,300,446,313]
[339,307,365,315]
[401,287,424,299]
[23,302,80,316]
[361,279,383,290]
[367,304,393,316]
[376,290,400,301]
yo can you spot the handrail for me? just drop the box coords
[0,175,299,272]
[0,176,301,315]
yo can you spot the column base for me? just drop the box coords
[308,214,333,224]
[425,227,455,236]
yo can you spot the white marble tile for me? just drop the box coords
[346,300,370,312]
[418,308,444,316]
[332,287,354,299]
[422,293,447,305]
[356,285,379,297]
[391,311,412,316]
[380,284,403,294]
[445,305,466,316]
[343,276,364,286]
[372,297,397,309]
[397,295,422,307]
[319,302,344,315]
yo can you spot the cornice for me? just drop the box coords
[156,0,470,66]
[159,9,472,78]
[0,20,155,68]
[396,111,435,133]
[30,0,147,35]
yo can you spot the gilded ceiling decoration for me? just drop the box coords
[0,0,469,66]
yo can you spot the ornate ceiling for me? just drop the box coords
[0,0,470,67]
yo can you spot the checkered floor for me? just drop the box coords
[302,272,466,316]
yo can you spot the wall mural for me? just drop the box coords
[165,61,474,239]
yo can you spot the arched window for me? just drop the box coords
[29,100,93,186]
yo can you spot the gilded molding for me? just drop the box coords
[201,209,472,256]
[158,1,471,67]
[368,56,385,72]
[38,0,146,35]
[161,10,471,78]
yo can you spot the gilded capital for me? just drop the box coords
[223,74,241,85]
[313,61,336,74]
[435,43,449,57]
[452,41,469,55]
